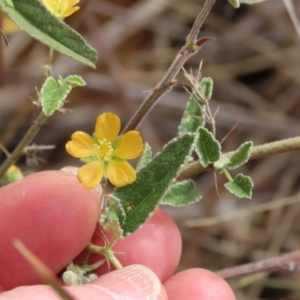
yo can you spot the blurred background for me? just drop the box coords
[1,0,300,298]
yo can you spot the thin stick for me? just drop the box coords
[14,240,75,300]
[0,111,48,178]
[217,250,300,279]
[122,0,215,133]
[184,192,300,228]
[177,136,300,180]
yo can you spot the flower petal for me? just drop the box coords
[42,0,79,18]
[95,113,120,142]
[107,161,136,187]
[113,131,144,159]
[77,162,103,189]
[65,131,95,158]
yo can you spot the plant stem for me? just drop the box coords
[177,136,300,180]
[0,111,48,179]
[122,0,215,133]
[184,192,300,228]
[186,0,215,50]
[87,236,122,270]
[217,250,300,280]
[222,167,233,182]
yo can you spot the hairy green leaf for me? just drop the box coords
[136,142,152,172]
[196,127,221,167]
[199,77,213,100]
[0,0,97,67]
[227,141,253,169]
[224,174,253,199]
[40,75,85,116]
[160,180,201,206]
[111,134,195,236]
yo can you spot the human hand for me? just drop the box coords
[0,168,235,299]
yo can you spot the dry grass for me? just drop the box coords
[1,0,300,299]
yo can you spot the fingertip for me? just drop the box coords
[91,265,168,299]
[164,268,236,300]
[0,265,168,300]
[0,169,101,290]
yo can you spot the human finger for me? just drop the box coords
[163,268,236,300]
[0,265,167,300]
[0,168,101,291]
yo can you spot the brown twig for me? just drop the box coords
[184,193,300,228]
[217,250,300,279]
[122,0,215,133]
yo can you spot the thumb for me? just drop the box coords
[91,265,167,299]
[1,265,168,300]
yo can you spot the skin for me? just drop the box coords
[0,168,236,299]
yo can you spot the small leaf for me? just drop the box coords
[199,77,213,100]
[40,77,71,116]
[136,142,152,171]
[0,0,97,68]
[224,174,253,199]
[196,127,221,167]
[160,180,201,206]
[227,0,240,7]
[240,0,270,4]
[227,141,253,169]
[64,75,86,87]
[111,134,195,236]
[179,85,205,135]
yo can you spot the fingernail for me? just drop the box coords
[91,265,166,299]
[60,166,79,176]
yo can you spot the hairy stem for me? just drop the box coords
[0,111,48,179]
[87,236,122,270]
[177,136,300,180]
[122,0,215,133]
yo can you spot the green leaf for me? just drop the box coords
[0,0,97,68]
[179,86,204,135]
[179,77,214,135]
[63,75,86,87]
[227,141,253,169]
[136,142,152,172]
[240,0,271,4]
[199,77,213,100]
[111,134,195,236]
[40,75,85,116]
[227,0,240,7]
[160,180,201,206]
[224,174,253,199]
[196,127,221,167]
[228,0,273,7]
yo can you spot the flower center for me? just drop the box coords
[95,139,113,161]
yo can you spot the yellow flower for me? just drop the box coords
[42,0,80,19]
[66,112,144,189]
